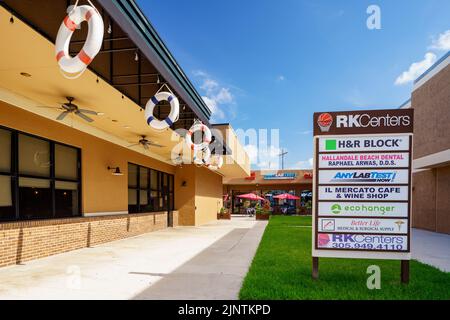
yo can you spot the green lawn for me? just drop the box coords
[240,216,450,300]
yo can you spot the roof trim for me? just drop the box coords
[413,51,450,90]
[398,98,411,109]
[98,0,211,123]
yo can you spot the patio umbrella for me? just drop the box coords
[237,193,265,201]
[273,193,300,200]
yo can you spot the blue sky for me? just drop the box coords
[137,0,450,170]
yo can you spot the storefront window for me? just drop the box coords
[55,144,78,180]
[0,176,14,220]
[0,128,11,172]
[19,134,51,177]
[55,181,79,218]
[0,126,81,221]
[0,129,14,221]
[128,163,174,214]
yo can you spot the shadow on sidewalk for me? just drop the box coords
[131,227,259,300]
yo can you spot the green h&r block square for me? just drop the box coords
[326,140,337,150]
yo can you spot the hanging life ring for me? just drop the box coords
[185,123,212,151]
[55,5,104,76]
[206,155,224,170]
[193,147,211,166]
[145,92,180,130]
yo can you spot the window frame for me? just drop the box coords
[128,162,174,214]
[0,125,82,222]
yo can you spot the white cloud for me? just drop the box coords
[244,144,282,169]
[215,88,233,104]
[395,52,436,85]
[194,70,235,122]
[202,96,225,120]
[296,158,314,169]
[200,78,218,92]
[430,30,450,51]
[276,75,285,82]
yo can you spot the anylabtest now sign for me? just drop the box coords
[312,109,413,261]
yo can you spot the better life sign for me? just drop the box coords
[312,109,413,261]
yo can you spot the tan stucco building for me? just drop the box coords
[0,0,249,267]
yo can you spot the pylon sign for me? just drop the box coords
[312,109,413,261]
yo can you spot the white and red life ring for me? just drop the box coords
[144,92,180,130]
[206,155,224,170]
[193,147,211,166]
[55,5,104,76]
[185,123,212,151]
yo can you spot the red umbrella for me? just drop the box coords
[237,193,265,201]
[273,193,300,200]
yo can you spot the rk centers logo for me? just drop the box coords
[331,204,342,214]
[318,113,333,132]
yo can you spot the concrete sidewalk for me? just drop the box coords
[412,228,450,272]
[0,217,267,300]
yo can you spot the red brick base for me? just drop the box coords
[0,212,168,268]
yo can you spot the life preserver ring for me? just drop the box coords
[193,147,211,165]
[55,5,104,76]
[145,92,180,130]
[206,155,224,170]
[185,123,212,151]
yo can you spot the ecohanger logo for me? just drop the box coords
[331,204,342,214]
[317,113,333,132]
[332,171,397,183]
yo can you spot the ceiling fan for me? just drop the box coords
[128,135,165,150]
[38,97,99,123]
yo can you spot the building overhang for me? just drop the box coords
[413,149,450,170]
[0,3,245,177]
[211,124,251,178]
[0,5,181,163]
[97,0,211,123]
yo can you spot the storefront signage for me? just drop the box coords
[318,185,409,201]
[319,136,410,152]
[317,233,408,251]
[318,218,408,234]
[313,108,413,268]
[318,202,408,217]
[314,109,414,136]
[263,173,297,180]
[318,152,409,168]
[318,169,409,184]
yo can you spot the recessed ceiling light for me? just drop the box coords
[97,112,105,116]
[123,125,131,129]
[20,72,32,78]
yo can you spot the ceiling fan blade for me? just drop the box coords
[36,106,62,110]
[148,142,165,148]
[127,143,140,148]
[143,143,150,150]
[78,109,98,115]
[75,111,94,123]
[56,111,70,121]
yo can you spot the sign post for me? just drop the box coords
[312,109,414,284]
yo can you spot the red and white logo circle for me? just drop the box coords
[317,113,333,132]
[318,234,331,247]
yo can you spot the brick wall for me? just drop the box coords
[0,212,168,268]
